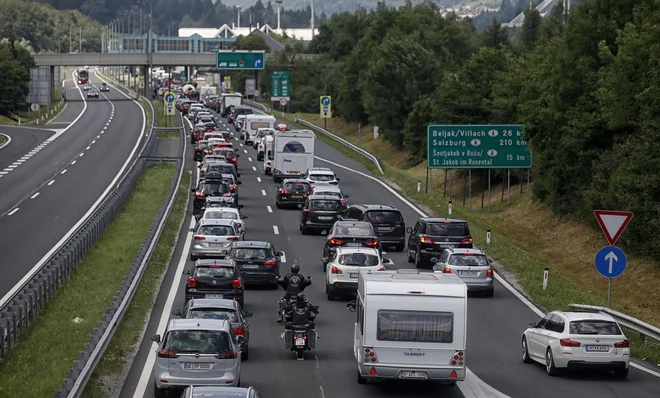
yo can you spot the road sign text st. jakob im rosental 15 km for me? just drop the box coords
[427,124,531,169]
[216,50,265,70]
[271,70,290,101]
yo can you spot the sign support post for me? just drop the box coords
[593,210,634,307]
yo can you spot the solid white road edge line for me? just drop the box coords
[0,72,146,309]
[46,72,88,143]
[0,133,13,151]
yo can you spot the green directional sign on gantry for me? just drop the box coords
[216,50,265,70]
[427,125,531,169]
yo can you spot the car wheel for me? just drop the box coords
[153,381,166,398]
[190,254,197,261]
[301,225,310,235]
[522,337,533,363]
[414,249,423,268]
[545,348,560,376]
[483,287,494,298]
[241,345,249,360]
[407,248,415,263]
[394,243,405,252]
[613,368,629,379]
[357,369,366,384]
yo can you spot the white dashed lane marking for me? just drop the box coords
[273,226,280,235]
[252,166,257,171]
[248,157,252,162]
[61,169,67,175]
[71,160,77,165]
[48,180,55,186]
[267,205,273,213]
[261,190,267,196]
[243,149,248,154]
[8,208,19,216]
[30,193,40,199]
[257,177,261,182]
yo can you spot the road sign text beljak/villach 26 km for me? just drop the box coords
[427,125,532,169]
[216,50,265,70]
[271,70,290,101]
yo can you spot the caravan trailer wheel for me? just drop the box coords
[357,369,366,384]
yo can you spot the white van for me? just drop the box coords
[243,115,276,145]
[220,93,243,117]
[349,269,467,385]
[263,136,275,175]
[272,129,315,183]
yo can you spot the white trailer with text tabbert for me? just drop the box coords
[351,269,467,385]
[272,129,315,183]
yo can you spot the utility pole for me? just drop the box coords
[323,65,327,130]
[275,0,283,30]
[311,0,315,37]
[79,27,82,53]
[148,0,153,99]
[237,5,241,28]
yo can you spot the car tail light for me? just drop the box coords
[306,190,311,195]
[331,266,342,274]
[264,259,277,266]
[395,221,405,227]
[304,209,313,213]
[231,185,237,191]
[193,235,205,240]
[340,199,346,205]
[280,190,289,194]
[227,237,239,241]
[223,193,232,197]
[614,340,630,348]
[205,150,213,154]
[328,238,343,245]
[232,279,242,288]
[216,351,237,359]
[187,278,197,287]
[486,269,493,277]
[365,240,379,247]
[451,351,464,366]
[443,268,451,273]
[560,338,581,347]
[461,237,474,245]
[377,267,385,271]
[157,350,179,358]
[364,347,378,363]
[420,236,434,244]
[195,192,206,199]
[233,325,245,336]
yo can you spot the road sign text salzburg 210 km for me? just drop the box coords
[216,50,265,70]
[427,125,532,169]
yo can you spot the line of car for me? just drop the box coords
[82,82,109,98]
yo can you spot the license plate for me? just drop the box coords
[209,243,227,247]
[295,338,305,345]
[346,243,361,247]
[319,216,334,220]
[205,294,224,299]
[289,170,300,174]
[184,363,211,370]
[586,345,610,352]
[292,195,303,199]
[377,227,393,232]
[243,264,259,269]
[349,273,359,278]
[400,371,428,379]
[459,271,479,277]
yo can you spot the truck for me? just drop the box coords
[243,115,275,145]
[220,93,243,116]
[272,129,315,183]
[199,85,217,99]
[348,269,468,385]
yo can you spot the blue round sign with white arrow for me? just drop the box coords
[321,96,331,106]
[164,93,175,103]
[594,246,627,278]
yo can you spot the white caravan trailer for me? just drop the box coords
[350,269,467,385]
[272,129,315,183]
[243,115,276,145]
[220,93,243,117]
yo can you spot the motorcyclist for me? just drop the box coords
[284,293,319,332]
[277,264,311,322]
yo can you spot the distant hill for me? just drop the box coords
[222,0,499,14]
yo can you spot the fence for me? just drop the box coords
[568,304,660,343]
[243,99,384,175]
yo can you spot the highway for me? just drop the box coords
[120,111,660,398]
[0,70,146,307]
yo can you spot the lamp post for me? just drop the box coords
[275,0,283,30]
[236,5,242,28]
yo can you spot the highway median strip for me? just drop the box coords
[0,164,176,398]
[152,99,181,137]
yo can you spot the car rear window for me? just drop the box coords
[309,174,335,181]
[447,254,488,266]
[377,310,453,343]
[194,266,235,278]
[209,165,236,175]
[198,225,235,236]
[221,132,231,141]
[426,222,469,236]
[335,223,373,236]
[284,182,310,191]
[188,308,238,322]
[365,211,403,223]
[164,330,230,354]
[200,183,230,195]
[232,248,270,260]
[204,211,238,220]
[569,320,622,335]
[338,253,379,266]
[314,191,341,198]
[310,199,341,211]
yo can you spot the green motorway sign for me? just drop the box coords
[216,50,265,70]
[270,70,290,100]
[427,125,531,169]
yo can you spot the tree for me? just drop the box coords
[238,34,270,52]
[518,8,542,50]
[0,42,31,115]
[483,18,509,48]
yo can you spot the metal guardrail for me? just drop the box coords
[243,99,385,175]
[568,304,660,342]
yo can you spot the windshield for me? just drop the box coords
[309,174,335,181]
[426,222,469,235]
[198,225,235,236]
[188,308,238,322]
[232,248,270,260]
[164,330,230,354]
[447,254,488,266]
[310,199,341,211]
[204,211,238,220]
[365,211,403,223]
[283,182,310,191]
[208,163,234,173]
[200,183,230,195]
[194,266,235,278]
[338,253,379,266]
[569,321,622,335]
[78,70,88,78]
[335,224,373,236]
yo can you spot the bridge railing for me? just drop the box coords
[568,304,660,342]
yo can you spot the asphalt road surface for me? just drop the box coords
[0,70,145,306]
[121,112,660,398]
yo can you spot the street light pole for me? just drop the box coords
[148,0,153,99]
[323,65,327,130]
[237,5,242,28]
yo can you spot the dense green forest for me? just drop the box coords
[258,0,660,261]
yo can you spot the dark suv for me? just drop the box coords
[343,204,406,251]
[406,217,474,268]
[192,177,232,214]
[227,241,284,288]
[322,221,381,270]
[184,259,245,307]
[300,194,344,234]
[275,179,311,209]
[228,106,253,124]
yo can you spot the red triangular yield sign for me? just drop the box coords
[593,210,634,246]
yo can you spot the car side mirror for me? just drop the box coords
[277,251,284,256]
[406,227,413,234]
[151,334,161,343]
[336,178,340,181]
[237,181,243,185]
[346,301,356,312]
[171,309,182,317]
[528,322,537,328]
[241,215,248,219]
[239,205,244,209]
[322,257,328,263]
[244,311,254,317]
[430,257,438,263]
[191,188,197,192]
[383,258,393,264]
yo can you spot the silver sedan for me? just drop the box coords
[190,219,243,261]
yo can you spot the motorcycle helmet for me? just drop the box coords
[291,264,300,274]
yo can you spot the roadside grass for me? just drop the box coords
[0,134,5,145]
[82,169,190,397]
[152,99,180,137]
[275,110,660,365]
[0,100,66,126]
[0,164,176,398]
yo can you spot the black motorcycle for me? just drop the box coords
[282,302,319,360]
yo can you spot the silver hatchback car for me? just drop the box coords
[151,319,242,396]
[179,385,263,397]
[431,248,494,297]
[190,219,242,261]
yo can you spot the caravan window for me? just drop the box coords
[377,310,453,343]
[250,121,271,130]
[267,150,273,160]
[357,299,364,335]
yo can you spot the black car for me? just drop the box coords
[406,217,474,268]
[300,194,344,235]
[192,178,232,214]
[227,241,284,288]
[204,162,239,181]
[193,140,209,161]
[184,259,245,307]
[275,179,311,209]
[343,204,406,251]
[322,221,381,270]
